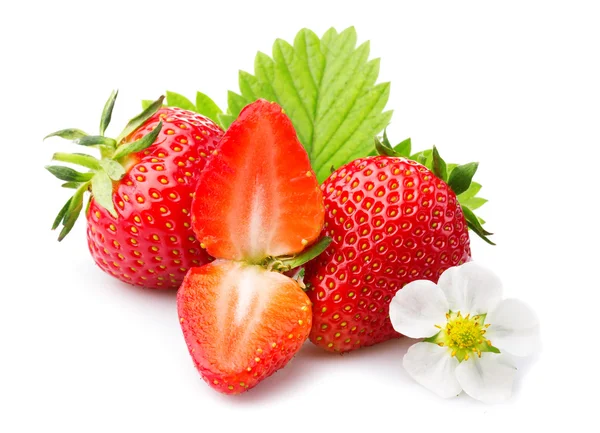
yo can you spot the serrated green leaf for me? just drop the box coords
[195,91,223,126]
[448,162,479,195]
[166,91,196,111]
[228,27,392,182]
[116,95,164,143]
[394,137,411,157]
[46,166,94,182]
[100,90,118,136]
[113,121,162,160]
[91,171,116,217]
[432,146,448,182]
[44,128,89,141]
[99,159,126,180]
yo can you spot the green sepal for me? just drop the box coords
[52,152,101,170]
[116,95,164,143]
[58,184,87,241]
[393,137,411,157]
[100,90,118,136]
[45,165,94,182]
[195,91,223,127]
[91,171,117,217]
[218,113,236,130]
[99,159,126,180]
[458,181,482,201]
[461,196,487,211]
[52,197,72,230]
[112,121,163,160]
[75,135,117,148]
[374,136,401,157]
[462,205,495,245]
[61,182,80,189]
[141,100,154,110]
[448,162,479,195]
[265,237,332,272]
[431,146,448,182]
[44,128,89,141]
[166,91,196,111]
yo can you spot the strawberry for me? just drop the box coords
[45,92,223,289]
[304,141,493,352]
[178,99,325,394]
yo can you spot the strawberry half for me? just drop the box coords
[178,100,325,394]
[178,261,312,394]
[191,100,323,261]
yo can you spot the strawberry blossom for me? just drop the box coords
[389,262,540,403]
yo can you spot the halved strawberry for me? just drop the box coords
[191,99,323,262]
[179,99,326,394]
[178,260,312,394]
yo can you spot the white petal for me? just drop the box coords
[455,353,516,403]
[389,280,449,338]
[486,298,541,357]
[438,262,503,314]
[403,342,462,398]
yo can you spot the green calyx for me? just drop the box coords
[44,91,165,240]
[262,237,333,273]
[374,131,494,245]
[424,311,500,362]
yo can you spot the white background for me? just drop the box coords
[1,1,598,431]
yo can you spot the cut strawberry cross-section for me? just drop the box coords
[178,260,312,394]
[191,99,324,262]
[180,99,326,395]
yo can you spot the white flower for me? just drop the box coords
[389,262,540,403]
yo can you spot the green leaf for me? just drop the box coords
[75,135,117,148]
[394,137,411,157]
[458,181,482,201]
[227,27,392,182]
[61,182,80,189]
[431,146,448,182]
[91,171,116,216]
[448,162,479,195]
[116,95,164,143]
[195,91,223,126]
[166,91,196,111]
[44,128,89,141]
[276,237,333,270]
[462,205,495,245]
[374,136,400,157]
[141,100,154,110]
[100,90,118,136]
[218,113,236,129]
[410,149,432,167]
[58,185,86,241]
[52,197,72,230]
[52,152,101,170]
[112,121,163,160]
[461,196,488,211]
[46,166,94,182]
[99,159,126,180]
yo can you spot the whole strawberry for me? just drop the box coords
[45,92,223,289]
[305,140,493,352]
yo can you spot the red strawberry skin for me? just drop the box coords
[305,156,471,352]
[86,108,223,289]
[178,260,312,394]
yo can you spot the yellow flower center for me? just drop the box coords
[428,311,497,362]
